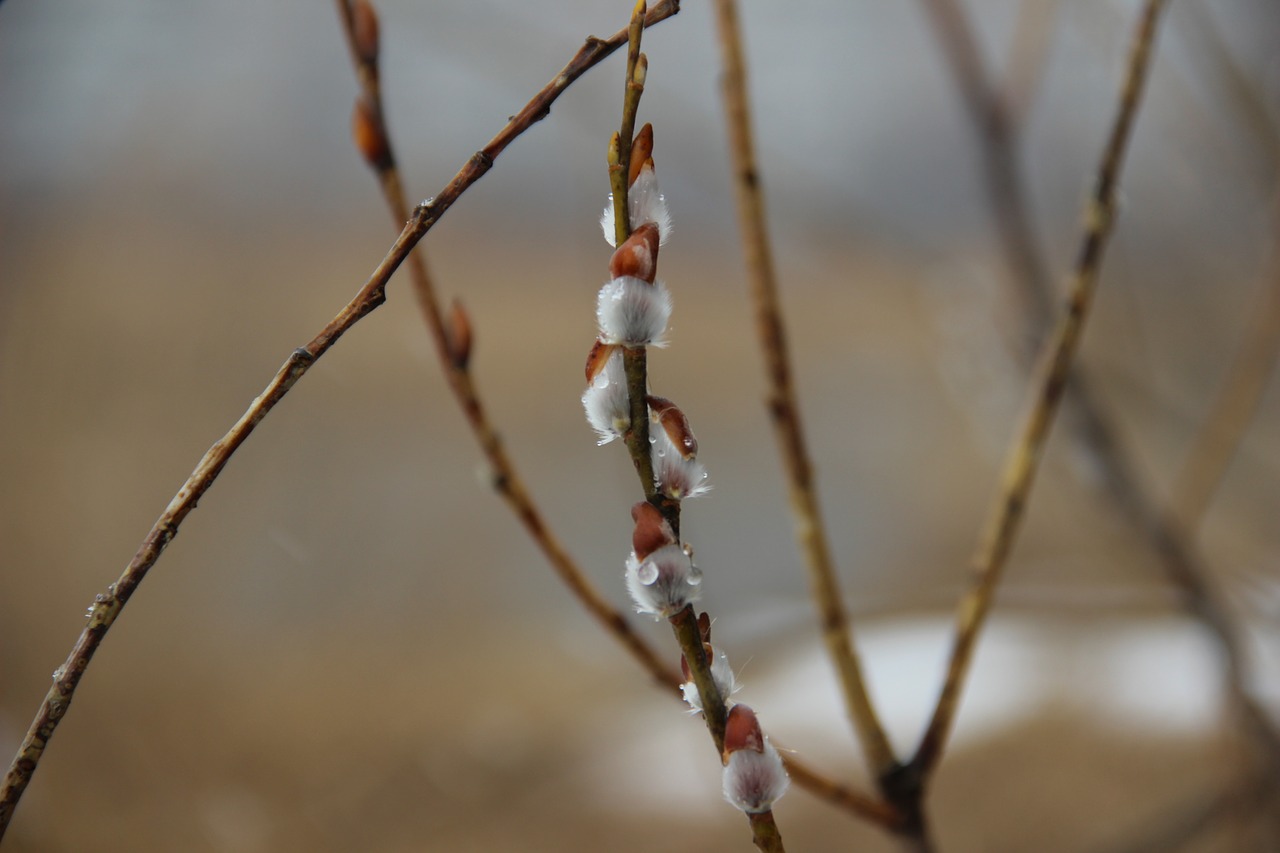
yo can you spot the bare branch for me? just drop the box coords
[912,0,1171,778]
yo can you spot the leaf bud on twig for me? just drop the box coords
[609,222,661,284]
[352,0,381,66]
[445,298,472,370]
[351,96,391,172]
[584,339,618,383]
[647,395,698,459]
[631,500,675,561]
[628,123,654,187]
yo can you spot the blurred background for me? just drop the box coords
[2,0,1278,850]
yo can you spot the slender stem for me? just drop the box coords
[668,605,727,752]
[912,0,1170,778]
[922,0,1280,792]
[709,0,897,781]
[747,810,787,853]
[0,4,683,840]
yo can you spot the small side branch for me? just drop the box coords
[912,0,1170,779]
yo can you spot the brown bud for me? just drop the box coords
[697,611,712,644]
[723,704,765,759]
[352,0,380,66]
[609,222,660,283]
[647,395,698,459]
[351,96,391,171]
[631,501,674,561]
[629,123,654,187]
[445,299,472,370]
[584,339,617,383]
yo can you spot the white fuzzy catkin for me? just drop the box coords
[625,543,702,619]
[681,647,738,713]
[652,425,710,499]
[722,740,789,814]
[596,276,672,347]
[600,165,672,248]
[582,349,631,444]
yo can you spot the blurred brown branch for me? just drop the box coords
[919,0,1280,822]
[912,0,1170,779]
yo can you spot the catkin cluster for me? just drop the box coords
[581,124,788,816]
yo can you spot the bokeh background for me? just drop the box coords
[2,1,1278,850]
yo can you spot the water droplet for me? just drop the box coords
[637,562,659,586]
[52,666,65,680]
[649,436,657,444]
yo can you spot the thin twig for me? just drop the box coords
[709,0,899,788]
[912,0,1170,778]
[606,8,786,849]
[0,4,682,840]
[920,0,1280,792]
[335,0,889,829]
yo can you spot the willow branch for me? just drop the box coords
[710,0,897,783]
[912,0,1170,779]
[0,4,685,841]
[335,0,889,829]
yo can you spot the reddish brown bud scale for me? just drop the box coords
[584,339,617,383]
[352,0,380,65]
[629,123,654,187]
[697,611,712,644]
[446,299,472,370]
[647,395,698,459]
[723,704,766,759]
[631,501,674,561]
[351,96,391,171]
[680,654,691,682]
[609,223,660,283]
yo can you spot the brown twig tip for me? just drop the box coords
[609,222,661,283]
[632,500,675,560]
[444,299,472,370]
[351,0,380,65]
[351,96,391,171]
[629,123,654,186]
[647,395,698,459]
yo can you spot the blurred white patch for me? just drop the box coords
[580,613,1261,816]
